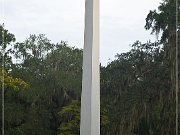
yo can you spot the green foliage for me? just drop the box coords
[58,100,80,135]
[1,1,178,134]
[8,35,83,135]
[57,100,109,135]
[0,69,29,91]
[101,41,175,135]
[0,24,16,47]
[145,0,179,42]
[0,25,16,70]
[14,34,54,60]
[145,0,180,98]
[0,70,29,135]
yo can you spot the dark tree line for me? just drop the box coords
[0,0,179,134]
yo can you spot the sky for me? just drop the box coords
[1,0,162,65]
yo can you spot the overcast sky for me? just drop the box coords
[1,0,162,65]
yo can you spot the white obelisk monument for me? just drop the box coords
[80,0,100,134]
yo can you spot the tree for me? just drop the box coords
[0,24,16,70]
[58,100,108,135]
[145,0,180,94]
[14,34,54,60]
[100,41,174,134]
[2,2,178,133]
[0,69,29,135]
[58,100,80,135]
[12,37,83,134]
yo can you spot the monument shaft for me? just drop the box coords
[80,0,100,135]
